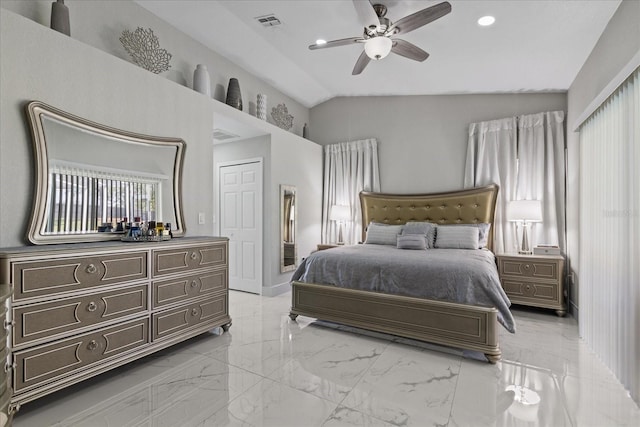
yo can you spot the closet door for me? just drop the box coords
[219,160,263,294]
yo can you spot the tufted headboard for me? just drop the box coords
[359,185,499,251]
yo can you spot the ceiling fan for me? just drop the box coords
[308,0,452,75]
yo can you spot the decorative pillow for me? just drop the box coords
[364,223,403,245]
[401,221,437,248]
[438,223,491,248]
[434,226,479,249]
[397,234,427,250]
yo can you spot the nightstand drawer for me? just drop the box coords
[499,258,559,280]
[502,279,560,303]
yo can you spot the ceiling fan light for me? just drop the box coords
[364,36,392,60]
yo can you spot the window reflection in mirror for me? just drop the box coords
[280,185,296,272]
[25,101,185,244]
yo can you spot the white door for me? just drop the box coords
[219,161,263,294]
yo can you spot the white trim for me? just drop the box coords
[573,50,640,131]
[261,281,290,297]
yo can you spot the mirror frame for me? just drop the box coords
[280,184,297,273]
[25,100,186,244]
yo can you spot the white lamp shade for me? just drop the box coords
[507,200,543,222]
[330,205,350,222]
[364,37,392,60]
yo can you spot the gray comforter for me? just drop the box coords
[292,244,516,333]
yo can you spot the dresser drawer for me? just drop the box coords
[152,295,228,341]
[152,270,227,309]
[13,317,149,393]
[498,258,559,280]
[502,279,561,304]
[12,251,147,301]
[152,244,227,277]
[12,284,148,347]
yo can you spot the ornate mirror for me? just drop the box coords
[280,185,297,272]
[25,101,186,244]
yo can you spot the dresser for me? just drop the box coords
[496,253,566,316]
[0,237,230,414]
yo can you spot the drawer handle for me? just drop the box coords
[4,319,14,330]
[191,280,199,288]
[191,308,199,316]
[524,264,531,270]
[190,252,198,260]
[87,301,98,312]
[4,362,16,373]
[87,340,99,351]
[86,264,98,274]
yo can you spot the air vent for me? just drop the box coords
[255,14,281,27]
[213,128,240,141]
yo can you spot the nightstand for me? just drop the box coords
[496,253,566,316]
[316,244,339,251]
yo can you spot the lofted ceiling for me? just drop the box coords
[136,0,621,108]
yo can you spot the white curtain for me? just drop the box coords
[517,111,566,251]
[464,112,566,253]
[464,118,518,254]
[579,68,639,405]
[322,138,380,245]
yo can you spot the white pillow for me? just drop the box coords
[365,223,403,245]
[397,234,427,250]
[434,226,479,249]
[401,221,436,248]
[443,223,491,248]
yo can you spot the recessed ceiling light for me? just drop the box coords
[478,16,495,27]
[316,39,327,45]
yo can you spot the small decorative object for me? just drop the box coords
[50,0,70,36]
[303,123,309,139]
[120,27,172,74]
[271,103,294,130]
[257,94,267,120]
[225,78,243,110]
[193,64,211,96]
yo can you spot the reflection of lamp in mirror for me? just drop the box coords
[330,205,350,245]
[507,200,542,254]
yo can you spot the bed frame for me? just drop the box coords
[290,185,502,363]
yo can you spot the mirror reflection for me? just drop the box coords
[280,185,296,272]
[25,101,186,244]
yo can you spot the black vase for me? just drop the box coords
[51,0,70,36]
[225,78,243,111]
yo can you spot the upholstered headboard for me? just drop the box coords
[359,185,499,251]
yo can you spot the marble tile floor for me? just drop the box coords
[14,290,640,427]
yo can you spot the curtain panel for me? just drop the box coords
[322,139,381,245]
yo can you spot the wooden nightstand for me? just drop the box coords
[496,253,566,316]
[316,244,339,251]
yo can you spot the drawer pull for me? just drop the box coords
[191,308,198,316]
[190,252,198,261]
[87,301,98,312]
[191,280,199,288]
[85,264,98,274]
[4,362,16,373]
[87,340,99,351]
[523,264,531,270]
[4,319,14,330]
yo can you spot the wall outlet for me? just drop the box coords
[198,212,205,224]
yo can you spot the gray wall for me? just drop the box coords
[566,0,640,317]
[0,0,310,135]
[310,93,567,193]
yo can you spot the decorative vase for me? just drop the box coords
[50,0,70,36]
[193,64,211,96]
[257,94,267,120]
[225,78,243,110]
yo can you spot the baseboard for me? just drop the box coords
[569,301,579,320]
[262,281,290,297]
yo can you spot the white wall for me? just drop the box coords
[310,93,567,193]
[0,0,309,135]
[566,0,640,318]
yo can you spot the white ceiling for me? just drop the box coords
[136,0,621,108]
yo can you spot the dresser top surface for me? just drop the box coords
[496,253,564,261]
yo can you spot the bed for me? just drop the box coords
[289,184,512,363]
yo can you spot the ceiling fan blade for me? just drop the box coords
[352,50,371,75]
[391,39,429,62]
[388,1,451,36]
[309,37,365,50]
[352,0,379,29]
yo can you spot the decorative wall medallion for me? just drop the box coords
[120,27,172,74]
[271,103,294,130]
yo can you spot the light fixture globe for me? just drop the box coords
[364,36,392,60]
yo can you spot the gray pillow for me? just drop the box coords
[397,234,427,250]
[364,223,403,245]
[434,226,479,249]
[402,221,436,248]
[437,223,491,248]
